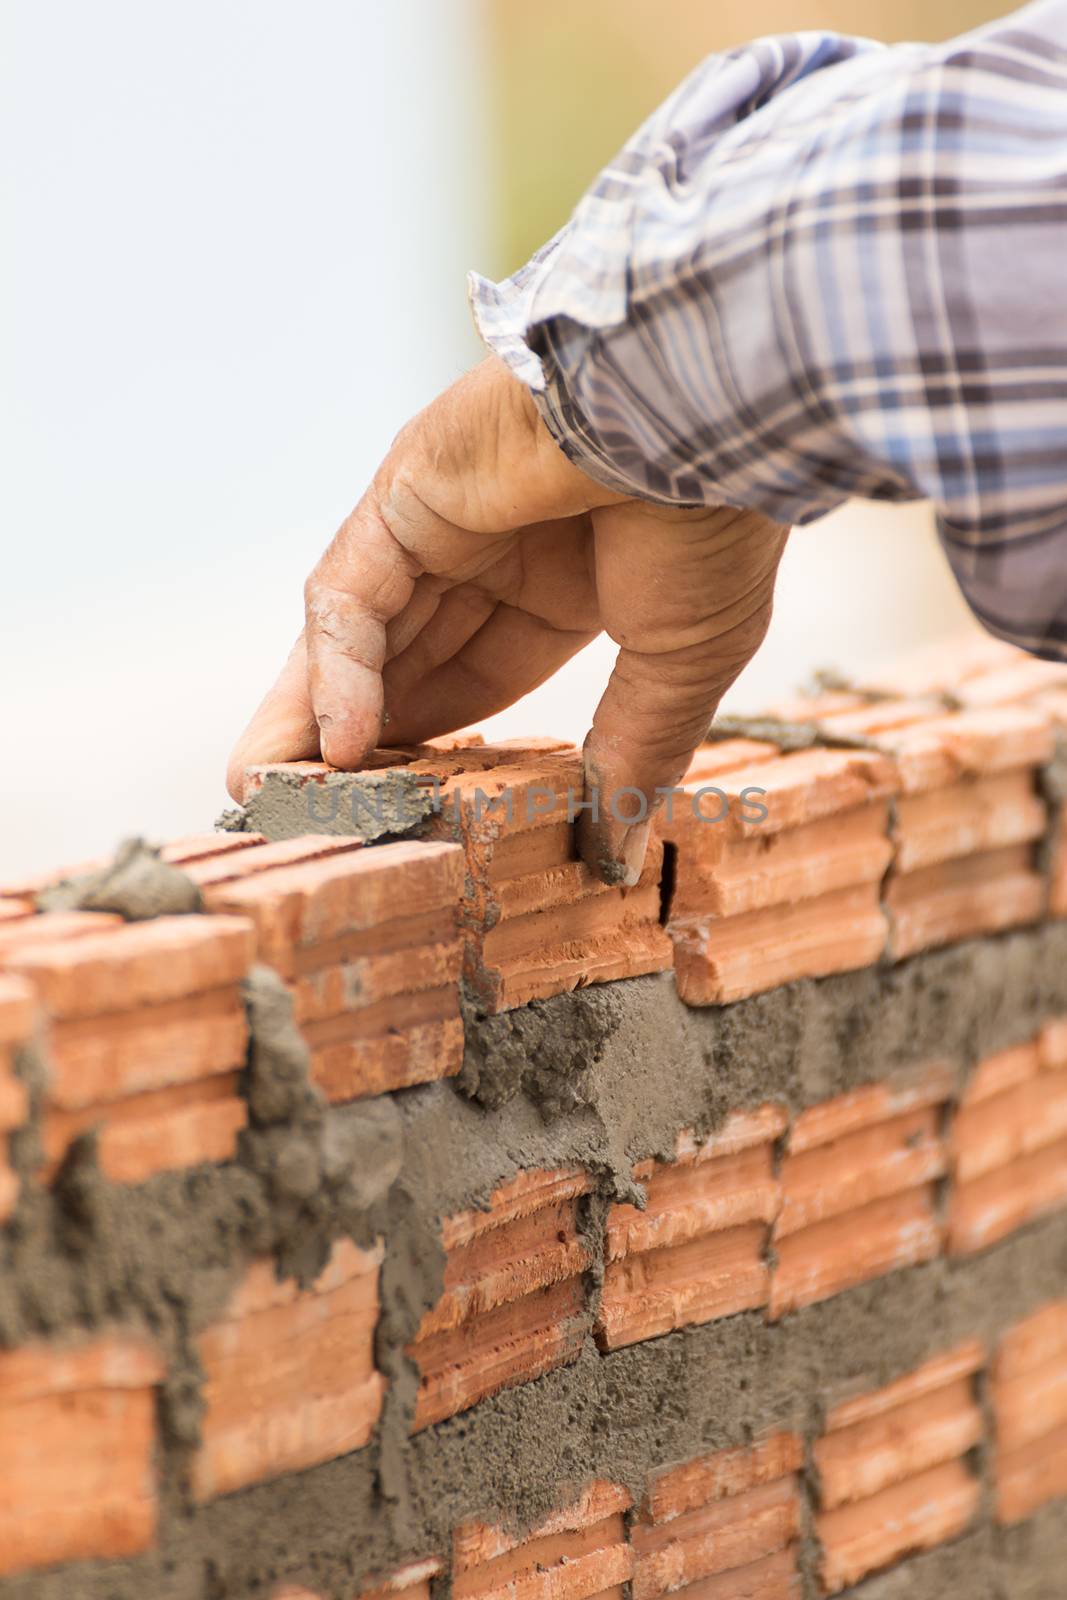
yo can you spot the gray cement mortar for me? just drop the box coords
[5,924,1067,1598]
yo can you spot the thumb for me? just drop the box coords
[580,502,789,884]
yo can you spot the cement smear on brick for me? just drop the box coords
[37,837,203,919]
[4,925,1067,1598]
[240,767,433,844]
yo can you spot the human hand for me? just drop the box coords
[227,356,788,884]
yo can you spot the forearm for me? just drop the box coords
[471,1,1067,656]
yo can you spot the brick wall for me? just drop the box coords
[1,637,1067,1596]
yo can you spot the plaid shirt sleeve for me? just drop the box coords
[469,0,1067,660]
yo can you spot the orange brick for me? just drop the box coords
[184,834,363,888]
[770,1187,942,1319]
[951,1068,1067,1184]
[964,1041,1040,1105]
[409,1168,593,1429]
[816,1459,979,1593]
[997,1423,1067,1524]
[0,910,124,958]
[995,1351,1067,1457]
[815,1376,982,1511]
[358,1558,443,1600]
[43,1073,247,1183]
[291,938,464,1024]
[825,1340,986,1432]
[0,1045,29,1134]
[0,974,36,1046]
[947,1137,1067,1254]
[892,770,1046,872]
[644,1434,804,1524]
[2,915,255,1020]
[0,1329,164,1577]
[788,1065,954,1155]
[193,1239,385,1499]
[42,985,248,1110]
[454,1482,633,1600]
[677,746,898,839]
[0,899,33,922]
[308,1012,464,1102]
[885,844,1045,959]
[597,1118,783,1351]
[859,634,1022,699]
[878,706,1053,795]
[954,656,1067,708]
[777,1106,945,1239]
[666,803,892,922]
[995,1301,1067,1383]
[1040,1018,1067,1070]
[632,1475,801,1600]
[671,884,889,1006]
[159,831,267,863]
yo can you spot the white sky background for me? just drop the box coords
[0,1,977,880]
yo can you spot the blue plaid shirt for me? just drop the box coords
[470,0,1067,660]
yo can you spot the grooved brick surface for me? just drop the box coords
[994,1302,1067,1524]
[204,838,464,1099]
[409,1167,594,1429]
[0,1329,164,1576]
[454,1482,633,1600]
[814,1344,983,1592]
[596,1106,785,1349]
[949,1024,1067,1255]
[193,1238,385,1500]
[634,1436,802,1600]
[769,1068,950,1318]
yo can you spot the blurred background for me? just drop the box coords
[1,0,1008,878]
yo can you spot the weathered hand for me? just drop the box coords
[228,356,788,883]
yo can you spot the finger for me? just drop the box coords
[384,585,498,703]
[226,633,319,802]
[579,503,789,884]
[305,359,620,770]
[383,605,596,745]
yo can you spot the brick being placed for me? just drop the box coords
[407,1166,594,1430]
[0,914,254,1184]
[632,1433,803,1600]
[993,1301,1067,1525]
[0,975,34,1221]
[0,1327,164,1576]
[275,1564,443,1600]
[813,1342,984,1592]
[199,835,465,1101]
[595,1105,785,1350]
[241,740,672,1014]
[659,739,895,1004]
[769,1066,950,1318]
[192,1238,385,1499]
[947,1024,1067,1256]
[453,1481,633,1600]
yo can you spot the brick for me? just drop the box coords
[787,1066,954,1155]
[454,1482,633,1600]
[770,1187,942,1319]
[0,1046,29,1133]
[995,1350,1067,1457]
[42,1072,247,1183]
[358,1558,443,1600]
[657,1547,800,1598]
[0,1329,164,1577]
[878,706,1053,795]
[954,656,1067,708]
[43,985,248,1109]
[643,1434,804,1524]
[409,1169,593,1429]
[0,974,36,1046]
[0,899,33,922]
[309,1013,465,1102]
[632,1474,801,1600]
[776,1104,945,1239]
[947,1137,1067,1254]
[0,855,107,899]
[951,1067,1067,1184]
[825,1340,986,1432]
[0,910,124,956]
[193,1239,385,1499]
[1040,1018,1067,1070]
[291,939,463,1023]
[597,1117,783,1351]
[815,1376,982,1511]
[816,1459,979,1593]
[159,831,267,863]
[204,840,462,972]
[995,1301,1067,1383]
[666,803,892,922]
[183,833,363,888]
[2,914,255,1019]
[996,1423,1067,1524]
[859,634,1021,698]
[676,746,898,838]
[964,1041,1040,1105]
[885,844,1045,959]
[892,770,1046,873]
[671,884,889,1006]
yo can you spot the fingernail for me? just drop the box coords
[617,818,651,886]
